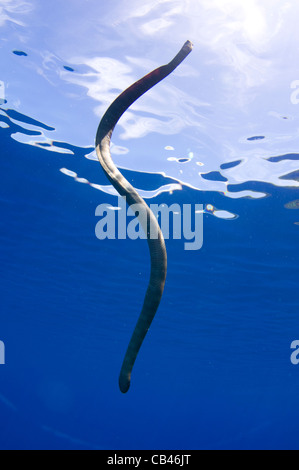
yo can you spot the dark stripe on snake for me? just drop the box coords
[95,40,193,393]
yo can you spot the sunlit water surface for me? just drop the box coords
[0,0,299,450]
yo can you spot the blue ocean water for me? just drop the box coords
[1,0,299,450]
[1,106,299,450]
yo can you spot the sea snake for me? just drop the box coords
[96,40,193,393]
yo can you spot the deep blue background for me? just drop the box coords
[0,114,299,450]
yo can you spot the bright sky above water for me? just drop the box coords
[1,0,299,198]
